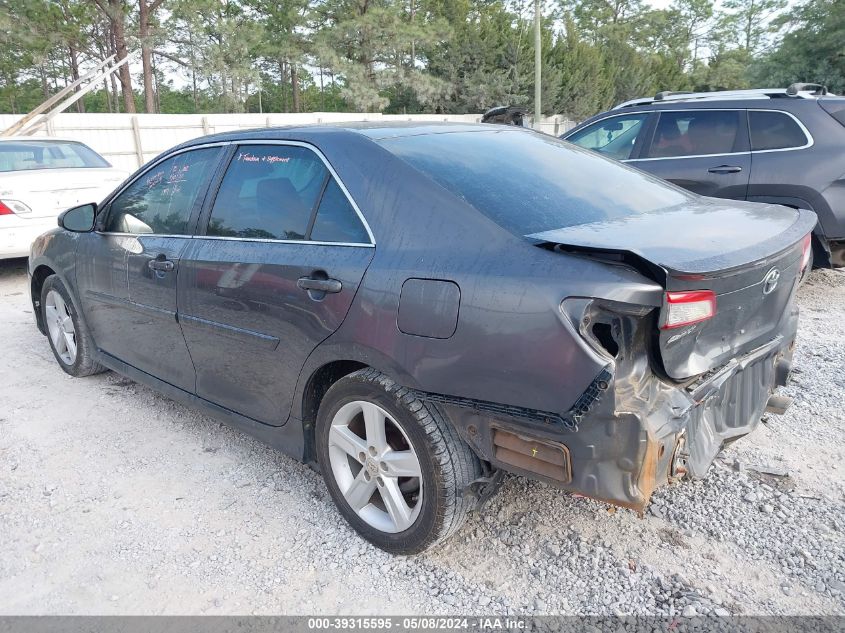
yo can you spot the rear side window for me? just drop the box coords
[646,110,741,158]
[0,141,109,172]
[310,179,370,243]
[749,111,809,150]
[565,113,648,160]
[105,148,218,235]
[378,129,691,235]
[208,145,327,240]
[207,144,369,243]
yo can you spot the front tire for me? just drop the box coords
[315,368,481,554]
[41,275,105,377]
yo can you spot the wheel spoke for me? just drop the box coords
[344,469,376,511]
[53,292,67,315]
[329,425,367,462]
[64,332,77,361]
[61,316,74,333]
[44,305,59,323]
[379,478,413,531]
[361,402,388,452]
[380,449,421,478]
[53,326,67,355]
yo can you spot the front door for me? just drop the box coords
[179,143,375,424]
[77,146,222,391]
[629,109,751,199]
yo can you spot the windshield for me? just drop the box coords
[377,129,692,235]
[0,141,110,173]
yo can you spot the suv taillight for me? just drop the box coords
[661,290,717,329]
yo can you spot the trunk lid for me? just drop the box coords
[0,167,128,220]
[529,199,816,379]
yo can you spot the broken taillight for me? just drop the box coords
[800,233,812,271]
[661,290,716,329]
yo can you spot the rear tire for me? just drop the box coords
[315,368,481,554]
[41,275,106,377]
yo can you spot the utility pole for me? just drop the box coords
[534,0,542,130]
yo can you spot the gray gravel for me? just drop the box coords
[0,257,843,615]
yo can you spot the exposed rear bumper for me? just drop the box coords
[433,312,798,513]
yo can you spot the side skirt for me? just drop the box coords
[96,350,306,462]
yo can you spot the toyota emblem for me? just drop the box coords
[762,268,780,295]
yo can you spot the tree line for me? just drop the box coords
[1,0,843,120]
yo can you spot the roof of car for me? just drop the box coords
[0,135,91,144]
[176,121,521,150]
[613,85,836,110]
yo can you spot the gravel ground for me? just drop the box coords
[0,257,843,616]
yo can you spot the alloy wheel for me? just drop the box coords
[327,400,423,533]
[45,289,77,365]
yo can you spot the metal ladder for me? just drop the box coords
[1,54,130,137]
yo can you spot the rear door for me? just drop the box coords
[179,142,375,425]
[629,109,751,199]
[746,109,815,207]
[77,146,222,391]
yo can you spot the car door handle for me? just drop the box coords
[708,165,743,174]
[297,276,342,293]
[148,258,175,272]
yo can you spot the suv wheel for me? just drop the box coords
[41,275,105,377]
[315,368,481,554]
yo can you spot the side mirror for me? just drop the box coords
[58,203,96,233]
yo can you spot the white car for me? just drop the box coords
[0,137,128,258]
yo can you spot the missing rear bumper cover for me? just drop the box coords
[492,428,572,484]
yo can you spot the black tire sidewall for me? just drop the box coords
[316,377,445,554]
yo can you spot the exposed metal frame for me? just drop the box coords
[96,139,376,247]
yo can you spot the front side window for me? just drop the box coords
[646,110,742,158]
[207,144,369,243]
[566,114,648,160]
[0,141,110,172]
[749,111,809,151]
[105,148,218,235]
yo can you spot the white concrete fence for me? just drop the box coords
[0,112,577,172]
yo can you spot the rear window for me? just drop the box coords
[377,129,690,235]
[749,111,809,151]
[0,141,109,172]
[819,98,845,128]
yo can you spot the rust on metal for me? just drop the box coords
[492,428,572,484]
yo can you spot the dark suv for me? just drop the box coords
[562,84,845,267]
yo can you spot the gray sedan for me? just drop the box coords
[28,123,815,554]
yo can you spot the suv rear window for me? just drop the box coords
[749,111,809,151]
[378,130,690,235]
[819,98,845,128]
